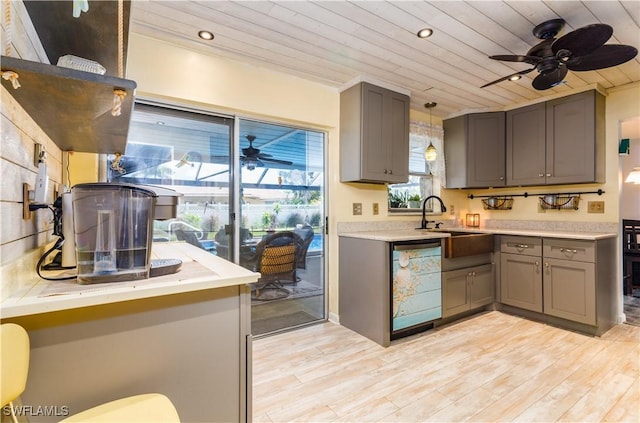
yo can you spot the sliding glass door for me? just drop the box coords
[236,119,325,336]
[107,103,326,336]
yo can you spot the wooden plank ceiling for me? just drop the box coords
[130,1,640,118]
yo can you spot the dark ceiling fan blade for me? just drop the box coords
[532,66,568,90]
[481,67,536,88]
[566,44,638,71]
[489,55,541,65]
[260,157,293,166]
[552,23,613,58]
[257,152,273,159]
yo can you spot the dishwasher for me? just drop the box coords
[391,239,442,340]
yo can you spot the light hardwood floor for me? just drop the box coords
[253,311,639,422]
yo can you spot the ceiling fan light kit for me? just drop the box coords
[482,18,638,90]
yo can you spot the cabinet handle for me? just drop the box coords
[535,261,539,267]
[515,244,530,251]
[559,248,578,254]
[500,176,504,181]
[383,169,388,174]
[389,169,393,175]
[546,173,552,177]
[539,173,544,177]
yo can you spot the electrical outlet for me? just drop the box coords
[449,205,455,215]
[372,203,379,215]
[353,203,362,215]
[588,201,605,213]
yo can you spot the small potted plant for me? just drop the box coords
[388,191,409,209]
[408,194,422,209]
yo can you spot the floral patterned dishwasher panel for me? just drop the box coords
[392,245,442,332]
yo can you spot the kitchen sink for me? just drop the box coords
[437,231,494,258]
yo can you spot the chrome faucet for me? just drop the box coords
[420,195,447,229]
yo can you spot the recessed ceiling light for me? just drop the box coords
[417,28,433,38]
[198,30,214,41]
[509,75,522,82]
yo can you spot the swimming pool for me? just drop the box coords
[309,233,323,252]
[199,234,323,253]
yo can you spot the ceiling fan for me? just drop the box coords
[241,135,293,170]
[481,19,638,90]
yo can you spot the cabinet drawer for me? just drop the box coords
[543,239,595,263]
[500,236,542,256]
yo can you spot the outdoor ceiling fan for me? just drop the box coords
[482,19,638,90]
[240,135,293,171]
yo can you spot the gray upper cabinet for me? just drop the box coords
[444,112,506,189]
[506,90,605,186]
[340,82,409,184]
[545,90,605,185]
[506,102,546,186]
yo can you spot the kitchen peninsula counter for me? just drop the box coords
[0,242,256,423]
[1,242,259,319]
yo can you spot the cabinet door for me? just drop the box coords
[545,90,599,184]
[386,90,410,183]
[543,258,596,325]
[500,253,543,312]
[442,268,470,318]
[469,263,494,309]
[443,115,468,189]
[506,103,546,186]
[361,83,388,181]
[468,112,506,187]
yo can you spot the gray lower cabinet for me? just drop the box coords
[499,235,616,334]
[543,239,597,325]
[442,263,494,318]
[500,236,543,313]
[500,252,543,313]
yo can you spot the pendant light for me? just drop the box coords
[424,102,437,162]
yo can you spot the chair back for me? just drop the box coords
[261,244,297,276]
[293,225,315,269]
[255,231,303,277]
[1,323,30,407]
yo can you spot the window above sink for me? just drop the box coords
[388,121,445,214]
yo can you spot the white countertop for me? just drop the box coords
[0,242,259,319]
[339,229,450,242]
[339,227,616,242]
